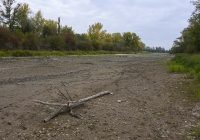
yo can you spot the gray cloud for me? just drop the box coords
[18,0,194,49]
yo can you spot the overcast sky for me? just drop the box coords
[18,0,194,49]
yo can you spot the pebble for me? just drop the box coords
[117,100,122,103]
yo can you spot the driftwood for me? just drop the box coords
[34,91,113,122]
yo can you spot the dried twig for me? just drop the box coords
[34,91,113,122]
[56,88,69,101]
[61,82,72,101]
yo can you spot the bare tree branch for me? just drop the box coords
[34,91,113,122]
[61,82,72,101]
[56,88,69,101]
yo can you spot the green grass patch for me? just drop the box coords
[168,54,200,100]
[0,50,136,57]
[168,54,200,139]
[168,54,200,79]
[168,63,187,73]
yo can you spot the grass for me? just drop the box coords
[168,54,200,139]
[168,54,200,79]
[168,54,200,100]
[0,50,137,57]
[168,63,187,73]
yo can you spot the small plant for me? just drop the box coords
[168,63,187,73]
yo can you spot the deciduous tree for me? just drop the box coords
[0,0,21,30]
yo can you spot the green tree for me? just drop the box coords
[61,26,76,50]
[0,0,21,30]
[131,33,141,51]
[112,33,122,44]
[42,19,57,37]
[88,22,106,41]
[32,11,44,35]
[123,32,142,51]
[190,0,200,24]
[123,32,133,47]
[15,3,32,33]
[75,33,88,41]
[172,0,200,53]
[104,33,112,43]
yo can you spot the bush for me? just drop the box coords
[0,27,24,50]
[23,33,40,50]
[0,27,11,49]
[63,33,76,50]
[48,36,66,50]
[102,42,115,51]
[76,41,93,50]
[92,41,101,50]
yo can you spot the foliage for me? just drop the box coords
[15,3,31,33]
[0,26,22,49]
[0,0,21,30]
[168,54,200,100]
[145,46,168,53]
[61,26,76,50]
[47,36,66,50]
[32,10,44,35]
[76,41,93,50]
[171,0,200,53]
[88,22,106,41]
[23,32,40,50]
[0,26,11,49]
[42,19,57,37]
[0,0,145,52]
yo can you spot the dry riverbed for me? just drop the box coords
[0,54,198,140]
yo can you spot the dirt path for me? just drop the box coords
[0,54,197,140]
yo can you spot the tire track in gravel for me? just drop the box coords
[0,69,89,86]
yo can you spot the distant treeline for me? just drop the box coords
[0,0,145,52]
[171,0,200,54]
[144,46,168,53]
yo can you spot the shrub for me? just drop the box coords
[76,41,93,50]
[0,27,24,50]
[48,36,66,50]
[102,42,115,51]
[23,33,40,50]
[0,27,10,49]
[92,41,101,50]
[63,33,76,50]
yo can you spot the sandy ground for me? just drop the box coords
[0,54,198,140]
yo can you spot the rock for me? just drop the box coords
[117,100,122,103]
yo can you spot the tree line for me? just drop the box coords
[144,46,168,53]
[171,0,200,53]
[0,0,145,52]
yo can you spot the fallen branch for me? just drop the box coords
[78,91,113,103]
[34,100,68,107]
[34,91,113,122]
[44,106,66,123]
